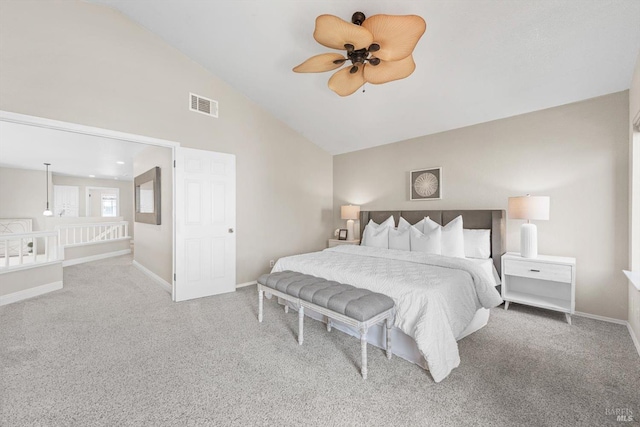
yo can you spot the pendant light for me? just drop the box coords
[43,162,53,217]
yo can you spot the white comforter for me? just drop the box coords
[273,245,503,382]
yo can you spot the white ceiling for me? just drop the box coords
[93,1,639,154]
[0,121,147,181]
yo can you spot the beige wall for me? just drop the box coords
[0,0,333,284]
[0,166,51,232]
[133,146,173,284]
[52,174,134,237]
[63,239,130,264]
[629,52,640,344]
[0,262,63,298]
[334,92,629,321]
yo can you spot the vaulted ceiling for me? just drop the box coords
[90,0,640,154]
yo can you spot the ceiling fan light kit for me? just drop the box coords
[293,11,426,96]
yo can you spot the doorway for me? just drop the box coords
[0,110,237,302]
[86,187,120,217]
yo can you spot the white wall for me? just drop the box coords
[334,92,629,321]
[628,52,640,345]
[0,262,63,299]
[0,0,333,284]
[133,146,173,285]
[0,166,51,232]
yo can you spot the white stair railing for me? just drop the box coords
[0,231,59,269]
[55,221,129,247]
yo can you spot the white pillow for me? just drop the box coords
[413,217,427,233]
[362,225,390,248]
[361,216,394,247]
[398,216,426,233]
[463,229,491,259]
[398,217,412,230]
[366,216,395,230]
[425,216,465,258]
[389,227,411,251]
[409,225,441,254]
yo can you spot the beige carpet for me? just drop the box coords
[1,255,638,426]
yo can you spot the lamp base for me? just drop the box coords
[346,219,355,241]
[520,223,538,258]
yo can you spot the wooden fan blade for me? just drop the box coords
[328,66,365,96]
[362,15,426,62]
[293,53,346,73]
[314,14,374,50]
[364,56,416,84]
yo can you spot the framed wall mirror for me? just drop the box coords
[134,166,161,225]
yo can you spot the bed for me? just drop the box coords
[271,209,505,382]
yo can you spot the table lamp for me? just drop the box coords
[341,205,360,241]
[508,195,550,258]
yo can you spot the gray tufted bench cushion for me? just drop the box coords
[257,270,395,379]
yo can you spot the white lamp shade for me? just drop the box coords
[341,205,360,220]
[508,195,550,221]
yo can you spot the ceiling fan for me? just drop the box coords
[293,11,426,96]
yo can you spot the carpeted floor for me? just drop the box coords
[1,255,638,426]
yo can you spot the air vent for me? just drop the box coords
[189,93,218,118]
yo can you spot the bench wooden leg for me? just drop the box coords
[258,288,264,323]
[284,304,289,314]
[386,317,392,360]
[326,318,332,332]
[360,326,368,380]
[298,306,304,345]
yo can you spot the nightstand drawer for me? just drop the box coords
[504,259,572,283]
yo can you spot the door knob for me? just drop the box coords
[228,228,234,233]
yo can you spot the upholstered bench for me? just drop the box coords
[257,271,395,379]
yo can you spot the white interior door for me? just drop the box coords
[174,147,236,302]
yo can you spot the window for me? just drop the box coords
[87,187,120,217]
[101,194,117,217]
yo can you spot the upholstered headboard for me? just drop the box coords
[359,210,506,276]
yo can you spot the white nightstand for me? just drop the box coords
[328,239,360,248]
[501,252,576,324]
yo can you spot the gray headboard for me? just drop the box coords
[359,210,506,276]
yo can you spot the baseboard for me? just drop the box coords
[132,260,172,293]
[574,311,627,325]
[574,311,639,357]
[0,281,63,306]
[236,280,257,289]
[62,249,131,267]
[628,323,640,358]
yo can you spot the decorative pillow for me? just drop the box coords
[409,225,441,254]
[398,216,412,230]
[361,216,394,247]
[375,216,396,229]
[425,215,465,258]
[362,225,390,248]
[463,229,491,259]
[398,216,426,233]
[389,226,411,251]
